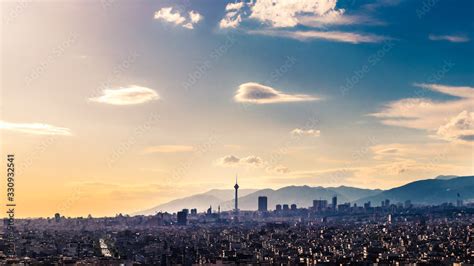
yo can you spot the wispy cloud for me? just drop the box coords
[142,145,194,154]
[249,29,388,43]
[0,121,72,136]
[216,155,264,168]
[248,0,338,28]
[291,128,321,137]
[154,7,203,29]
[371,83,474,142]
[219,0,389,43]
[429,34,470,43]
[298,11,384,28]
[234,82,319,104]
[219,1,246,29]
[89,85,159,105]
[436,111,474,142]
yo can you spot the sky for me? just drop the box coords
[1,0,473,218]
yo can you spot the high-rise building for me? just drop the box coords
[290,204,297,211]
[332,196,338,210]
[177,210,187,225]
[275,204,282,211]
[258,196,268,212]
[457,193,463,207]
[54,213,61,223]
[190,208,197,215]
[283,204,289,211]
[313,200,328,211]
[234,175,239,213]
[404,200,412,209]
[364,201,371,209]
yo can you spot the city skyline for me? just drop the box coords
[1,0,473,218]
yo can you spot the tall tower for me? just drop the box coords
[234,175,239,213]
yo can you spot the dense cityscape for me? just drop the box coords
[1,180,473,265]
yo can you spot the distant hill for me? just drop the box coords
[356,176,474,206]
[435,175,458,180]
[134,175,474,215]
[219,186,381,211]
[136,189,257,215]
[134,186,380,214]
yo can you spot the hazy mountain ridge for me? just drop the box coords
[137,189,257,215]
[220,185,382,211]
[356,176,474,206]
[135,176,474,215]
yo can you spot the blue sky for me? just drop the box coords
[1,0,473,216]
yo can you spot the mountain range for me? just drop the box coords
[135,175,473,215]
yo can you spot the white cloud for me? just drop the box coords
[218,0,389,43]
[142,145,194,154]
[89,85,159,105]
[216,155,264,167]
[436,111,474,142]
[249,0,338,28]
[154,7,203,29]
[220,12,243,29]
[154,7,186,25]
[0,121,72,136]
[266,165,290,174]
[429,34,470,43]
[226,2,245,11]
[249,29,388,43]
[219,2,246,29]
[298,10,383,27]
[189,10,203,24]
[235,82,319,104]
[291,128,321,137]
[371,83,474,142]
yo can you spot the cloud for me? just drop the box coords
[249,0,338,28]
[249,29,388,43]
[219,2,246,29]
[220,12,243,29]
[226,2,245,11]
[218,0,387,43]
[216,155,264,167]
[429,34,470,43]
[0,121,72,136]
[235,82,319,104]
[436,111,474,142]
[371,83,474,141]
[298,10,384,28]
[266,165,290,174]
[291,128,321,137]
[154,7,203,29]
[89,85,159,105]
[142,145,194,154]
[363,0,401,11]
